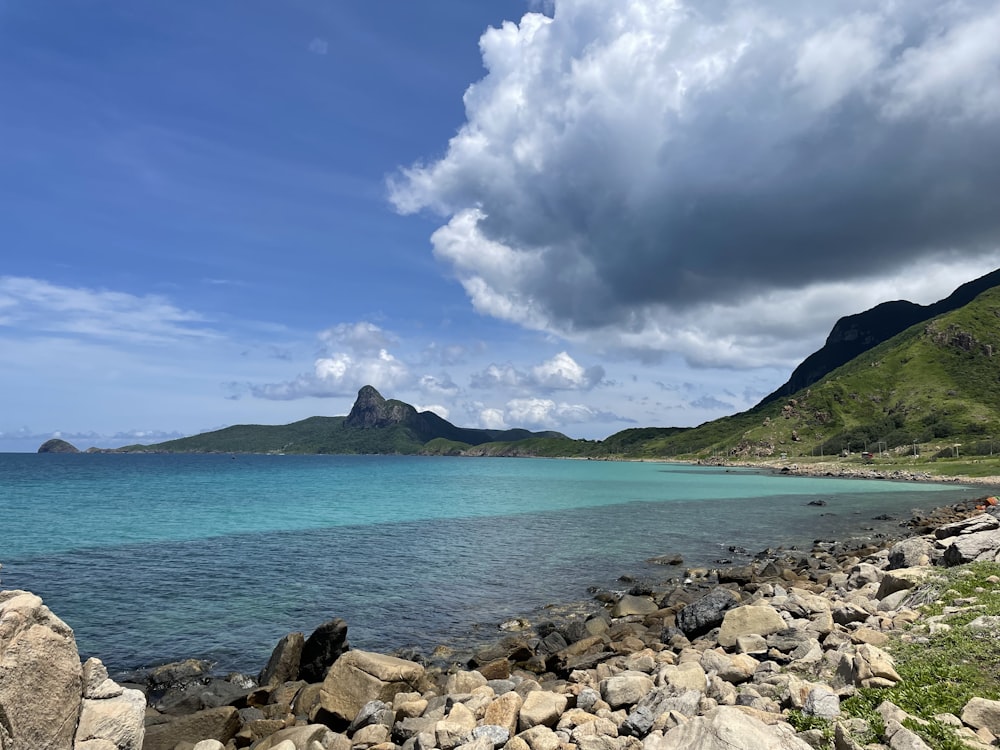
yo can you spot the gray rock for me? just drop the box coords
[961,697,1000,736]
[887,538,933,569]
[473,724,510,748]
[347,699,395,734]
[676,588,740,638]
[142,706,241,750]
[259,631,305,687]
[613,595,659,617]
[74,687,146,750]
[622,687,702,737]
[803,687,840,719]
[298,618,349,683]
[935,513,1000,539]
[942,529,1000,565]
[656,706,813,749]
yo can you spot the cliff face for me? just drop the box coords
[758,267,1000,407]
[344,385,418,429]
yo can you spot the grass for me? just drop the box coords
[839,562,1000,749]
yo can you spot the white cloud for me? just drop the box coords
[0,276,216,344]
[479,407,509,430]
[531,351,602,389]
[471,350,604,390]
[505,398,601,429]
[319,321,396,356]
[252,321,410,400]
[390,0,1000,370]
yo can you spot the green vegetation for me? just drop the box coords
[840,562,1000,749]
[602,286,1000,465]
[113,286,1000,465]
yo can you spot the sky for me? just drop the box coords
[3,0,1000,453]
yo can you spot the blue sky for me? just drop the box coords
[3,1,1000,452]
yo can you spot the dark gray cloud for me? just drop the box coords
[391,0,1000,366]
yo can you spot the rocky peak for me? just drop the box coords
[345,385,416,429]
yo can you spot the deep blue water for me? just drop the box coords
[0,453,982,674]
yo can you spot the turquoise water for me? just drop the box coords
[0,453,982,674]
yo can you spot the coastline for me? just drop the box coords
[7,487,1000,749]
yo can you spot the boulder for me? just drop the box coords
[803,687,840,719]
[0,590,83,750]
[314,650,425,725]
[142,706,241,750]
[887,538,933,569]
[942,530,1000,565]
[250,724,337,750]
[600,672,654,708]
[935,513,999,539]
[836,645,901,689]
[621,687,702,737]
[717,605,786,648]
[484,691,523,736]
[260,631,305,687]
[518,691,568,731]
[298,618,349,683]
[612,595,659,617]
[962,697,1000,736]
[655,706,813,749]
[676,588,740,638]
[876,568,936,600]
[74,686,146,750]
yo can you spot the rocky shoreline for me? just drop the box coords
[5,496,1000,749]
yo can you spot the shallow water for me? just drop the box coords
[0,453,982,673]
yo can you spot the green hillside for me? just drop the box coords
[615,286,1000,461]
[118,386,570,455]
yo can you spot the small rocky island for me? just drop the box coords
[37,438,80,453]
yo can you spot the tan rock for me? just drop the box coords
[517,725,561,750]
[73,687,146,750]
[717,605,787,648]
[315,650,425,724]
[613,595,660,617]
[447,670,489,694]
[250,724,337,750]
[0,590,83,750]
[962,697,1000,736]
[518,691,569,731]
[658,662,708,693]
[485,691,524,736]
[601,672,654,708]
[142,707,241,750]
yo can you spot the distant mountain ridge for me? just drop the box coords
[758,268,1000,406]
[104,385,566,455]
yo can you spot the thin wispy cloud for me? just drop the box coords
[0,276,218,344]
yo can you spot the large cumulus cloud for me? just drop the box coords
[390,0,1000,366]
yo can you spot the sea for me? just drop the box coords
[0,453,984,677]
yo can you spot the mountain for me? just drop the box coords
[116,385,567,455]
[757,267,1000,406]
[610,284,1000,460]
